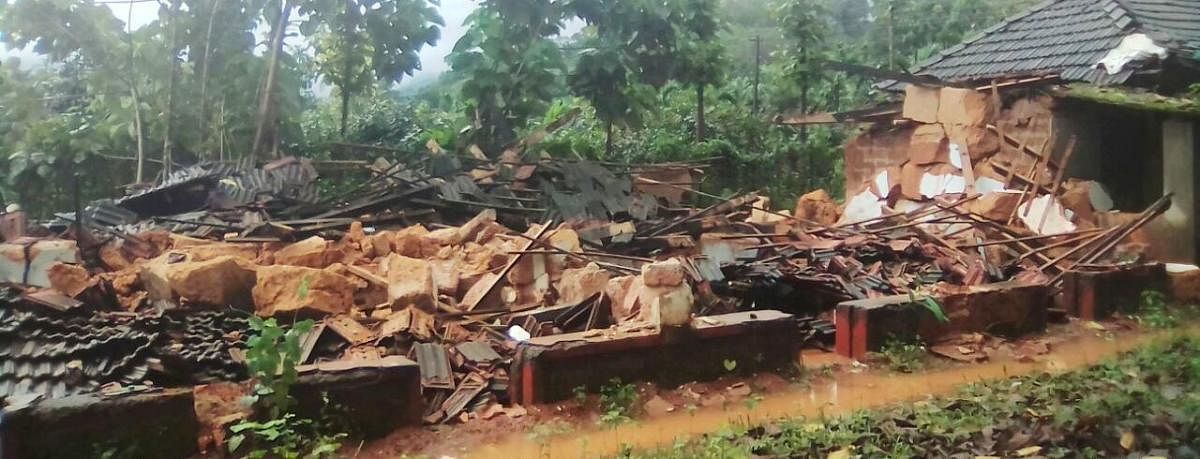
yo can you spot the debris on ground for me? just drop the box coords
[0,102,1173,426]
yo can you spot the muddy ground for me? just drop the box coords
[350,316,1174,458]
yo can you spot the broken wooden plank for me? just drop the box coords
[436,373,489,423]
[463,220,553,312]
[326,315,375,345]
[1035,136,1077,234]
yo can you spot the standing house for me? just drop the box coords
[841,0,1200,262]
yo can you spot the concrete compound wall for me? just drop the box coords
[1154,118,1197,263]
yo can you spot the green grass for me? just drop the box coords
[877,337,927,373]
[616,334,1200,458]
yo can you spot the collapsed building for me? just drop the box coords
[2,1,1200,456]
[823,0,1200,262]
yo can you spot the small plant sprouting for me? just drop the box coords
[573,385,589,406]
[527,420,574,445]
[878,337,926,373]
[744,394,764,411]
[908,283,948,323]
[243,317,312,416]
[227,318,345,458]
[723,359,738,372]
[598,378,639,426]
[1137,290,1178,329]
[297,275,312,301]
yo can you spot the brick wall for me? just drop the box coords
[842,93,1066,200]
[843,125,914,198]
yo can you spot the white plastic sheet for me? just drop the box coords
[873,170,891,198]
[1097,33,1167,75]
[838,189,884,225]
[974,176,1007,194]
[919,173,966,199]
[507,325,531,342]
[1018,195,1076,235]
[948,144,964,169]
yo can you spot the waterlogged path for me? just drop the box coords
[468,326,1196,458]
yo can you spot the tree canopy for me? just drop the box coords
[0,0,1040,216]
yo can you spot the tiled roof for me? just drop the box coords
[0,297,248,401]
[907,0,1200,86]
[1122,0,1200,51]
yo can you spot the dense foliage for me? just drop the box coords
[0,0,1036,216]
[624,335,1200,458]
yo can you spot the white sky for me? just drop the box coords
[3,0,479,87]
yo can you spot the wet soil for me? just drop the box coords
[355,318,1182,458]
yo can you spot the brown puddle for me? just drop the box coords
[467,326,1195,458]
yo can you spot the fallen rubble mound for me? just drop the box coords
[0,119,1172,427]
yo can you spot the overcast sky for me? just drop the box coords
[3,0,479,86]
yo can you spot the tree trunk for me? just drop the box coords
[132,85,146,183]
[338,0,354,138]
[126,2,145,183]
[218,97,227,161]
[695,83,706,143]
[887,0,895,70]
[800,44,811,188]
[197,0,221,152]
[251,0,294,160]
[339,89,351,137]
[604,120,614,156]
[161,0,184,177]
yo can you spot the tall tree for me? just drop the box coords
[2,0,152,180]
[775,0,827,122]
[569,46,645,156]
[311,0,441,137]
[124,2,147,182]
[251,0,295,159]
[674,0,727,142]
[567,0,672,155]
[184,0,264,158]
[449,0,567,155]
[774,0,830,187]
[160,0,184,176]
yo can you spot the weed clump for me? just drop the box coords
[598,378,639,426]
[877,337,926,373]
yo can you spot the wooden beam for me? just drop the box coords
[821,60,965,87]
[463,221,554,311]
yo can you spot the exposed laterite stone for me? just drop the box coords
[383,254,436,310]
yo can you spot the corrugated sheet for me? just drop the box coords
[0,296,248,400]
[892,0,1200,88]
[116,158,319,217]
[412,343,453,389]
[454,341,502,364]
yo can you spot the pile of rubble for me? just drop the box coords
[0,102,1170,424]
[844,84,1118,239]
